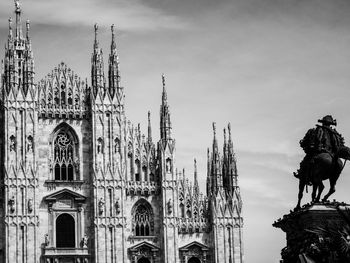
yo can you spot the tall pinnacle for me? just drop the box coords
[162,73,167,102]
[111,24,116,53]
[160,74,172,141]
[91,23,105,93]
[14,0,22,39]
[94,23,99,50]
[108,24,121,96]
[228,123,234,156]
[148,111,152,143]
[8,17,13,39]
[194,158,199,195]
[212,122,218,153]
[26,20,30,41]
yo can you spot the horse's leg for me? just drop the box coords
[322,173,339,202]
[296,179,305,210]
[315,181,324,202]
[322,159,342,202]
[311,183,317,203]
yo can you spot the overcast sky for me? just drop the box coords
[2,0,350,262]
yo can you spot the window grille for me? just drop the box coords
[54,131,75,180]
[133,204,153,236]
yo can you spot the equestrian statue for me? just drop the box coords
[294,115,350,210]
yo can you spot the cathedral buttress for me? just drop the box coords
[157,75,179,263]
[0,1,38,262]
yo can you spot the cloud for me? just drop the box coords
[0,0,188,31]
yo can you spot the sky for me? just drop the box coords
[1,0,350,262]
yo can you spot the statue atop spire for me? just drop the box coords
[14,0,22,39]
[14,0,21,11]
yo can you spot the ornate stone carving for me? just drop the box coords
[44,234,50,246]
[167,198,172,215]
[82,234,88,248]
[8,196,15,213]
[27,135,33,153]
[98,198,105,215]
[9,135,16,152]
[28,198,33,213]
[115,198,121,215]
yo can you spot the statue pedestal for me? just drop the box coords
[273,201,350,263]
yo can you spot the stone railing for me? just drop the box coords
[39,104,89,119]
[43,247,90,263]
[125,181,160,196]
[178,217,211,234]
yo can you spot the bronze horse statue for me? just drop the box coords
[296,146,350,210]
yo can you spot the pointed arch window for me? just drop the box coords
[52,125,79,181]
[180,203,185,218]
[135,159,141,182]
[133,201,154,237]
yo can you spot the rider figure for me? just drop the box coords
[294,115,345,184]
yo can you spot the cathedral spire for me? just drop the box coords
[8,17,13,39]
[148,111,152,143]
[111,24,116,53]
[228,123,233,152]
[162,73,167,102]
[194,158,199,196]
[212,122,218,154]
[91,23,105,95]
[14,0,23,40]
[227,122,238,188]
[160,74,172,141]
[94,23,98,50]
[108,24,121,98]
[26,20,30,41]
[223,128,228,155]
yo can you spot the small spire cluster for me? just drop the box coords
[1,0,35,99]
[207,122,238,197]
[178,165,209,233]
[91,23,122,101]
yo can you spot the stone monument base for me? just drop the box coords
[273,201,350,263]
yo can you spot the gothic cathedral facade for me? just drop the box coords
[0,2,243,263]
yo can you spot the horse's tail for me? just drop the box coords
[336,146,350,160]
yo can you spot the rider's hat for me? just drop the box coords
[318,115,337,126]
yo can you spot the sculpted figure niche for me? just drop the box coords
[294,115,350,209]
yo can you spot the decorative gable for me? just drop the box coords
[43,188,86,212]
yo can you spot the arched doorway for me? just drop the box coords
[138,258,150,263]
[56,213,75,248]
[188,257,201,263]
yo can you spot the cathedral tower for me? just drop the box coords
[0,1,37,262]
[207,123,244,263]
[157,75,179,262]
